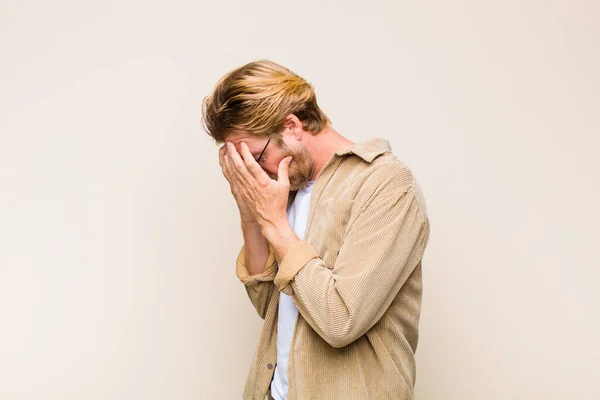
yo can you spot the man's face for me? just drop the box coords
[225,132,316,191]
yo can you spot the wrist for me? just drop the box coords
[259,214,287,236]
[240,212,257,224]
[261,218,298,263]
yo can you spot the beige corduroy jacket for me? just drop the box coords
[235,138,430,400]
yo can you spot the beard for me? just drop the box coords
[266,142,316,191]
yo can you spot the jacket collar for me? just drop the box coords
[287,138,391,207]
[334,137,391,163]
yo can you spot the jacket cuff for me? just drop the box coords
[236,243,278,286]
[274,240,320,295]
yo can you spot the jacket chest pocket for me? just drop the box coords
[310,198,355,268]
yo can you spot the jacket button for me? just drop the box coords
[267,363,273,369]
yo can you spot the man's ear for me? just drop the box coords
[284,114,303,140]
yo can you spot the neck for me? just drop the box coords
[307,126,355,181]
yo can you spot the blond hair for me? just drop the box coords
[201,60,331,144]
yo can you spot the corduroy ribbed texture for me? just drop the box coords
[235,138,430,400]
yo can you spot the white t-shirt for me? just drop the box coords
[270,180,315,400]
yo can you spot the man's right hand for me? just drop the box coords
[219,143,270,278]
[219,143,254,221]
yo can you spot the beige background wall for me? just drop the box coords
[1,1,598,399]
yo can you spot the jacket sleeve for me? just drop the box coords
[235,242,278,319]
[273,187,430,348]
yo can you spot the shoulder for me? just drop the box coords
[353,154,428,220]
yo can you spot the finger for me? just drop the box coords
[219,144,233,184]
[218,144,227,167]
[224,151,246,189]
[222,144,237,182]
[220,145,233,180]
[224,155,249,207]
[240,142,270,185]
[226,142,255,185]
[277,156,293,186]
[221,154,234,185]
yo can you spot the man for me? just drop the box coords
[202,60,430,400]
